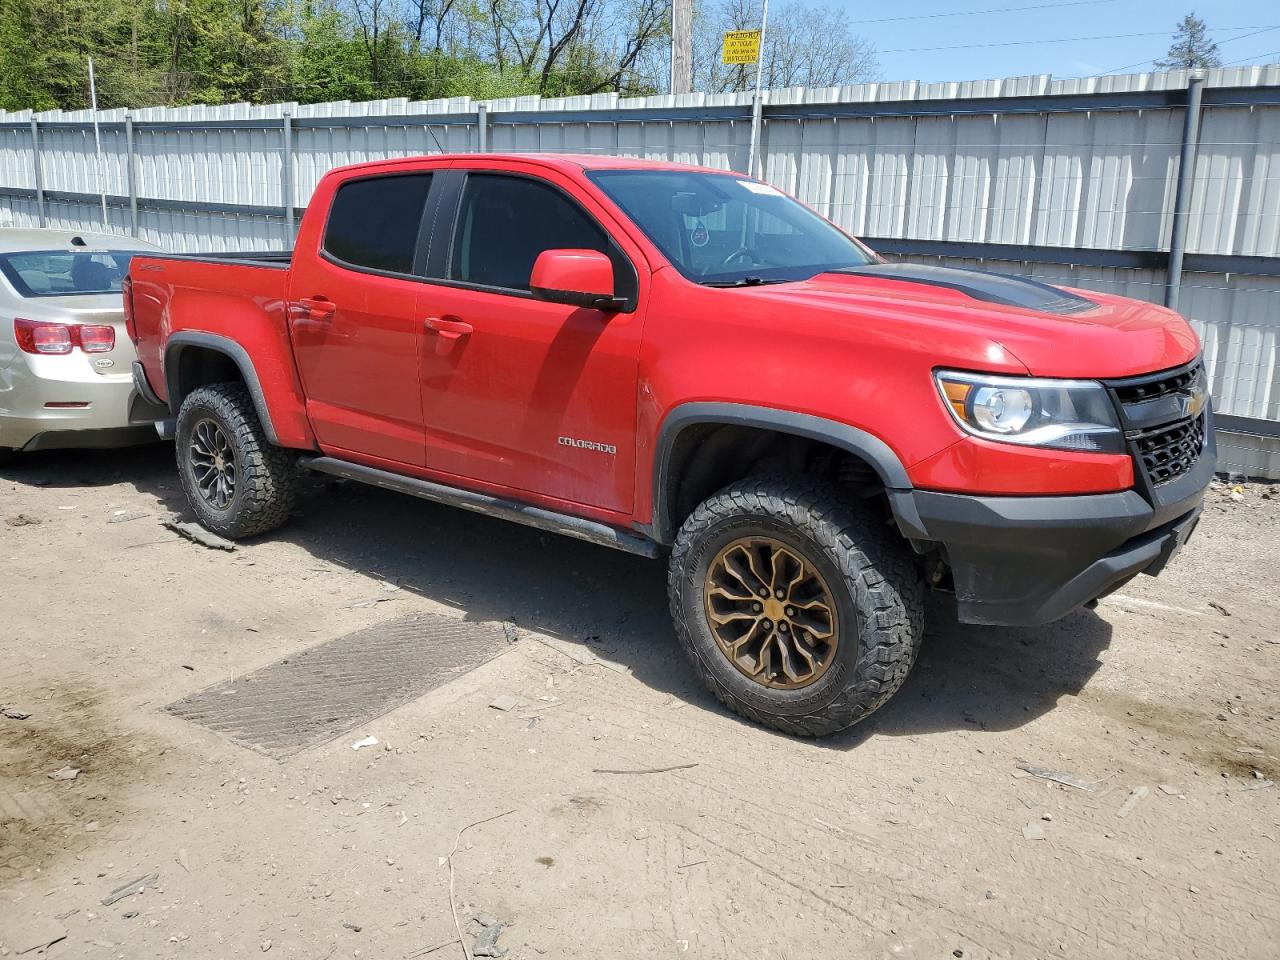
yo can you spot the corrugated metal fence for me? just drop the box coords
[2,67,1279,475]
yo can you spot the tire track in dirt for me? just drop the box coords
[491,645,1278,958]
[0,678,163,885]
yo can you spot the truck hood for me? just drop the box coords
[739,263,1200,379]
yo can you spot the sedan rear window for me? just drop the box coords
[0,250,135,298]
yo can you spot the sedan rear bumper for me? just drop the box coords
[1,356,168,451]
[19,422,165,451]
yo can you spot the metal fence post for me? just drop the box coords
[1165,72,1206,311]
[29,119,46,227]
[476,104,488,153]
[125,113,139,237]
[282,112,295,240]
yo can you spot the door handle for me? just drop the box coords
[424,316,473,338]
[294,297,336,322]
[424,315,473,354]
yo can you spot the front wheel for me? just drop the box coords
[175,382,298,539]
[668,476,924,737]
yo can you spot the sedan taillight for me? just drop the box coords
[15,318,73,354]
[79,325,116,353]
[14,318,116,355]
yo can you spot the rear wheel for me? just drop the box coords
[668,476,924,737]
[175,383,298,539]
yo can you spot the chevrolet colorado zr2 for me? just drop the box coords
[127,154,1214,737]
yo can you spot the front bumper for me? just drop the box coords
[898,436,1215,626]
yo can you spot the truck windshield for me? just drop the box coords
[0,250,135,298]
[588,169,875,285]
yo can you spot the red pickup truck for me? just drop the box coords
[128,153,1213,736]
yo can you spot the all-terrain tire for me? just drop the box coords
[668,476,924,737]
[175,382,298,539]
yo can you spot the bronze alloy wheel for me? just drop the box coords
[703,535,840,689]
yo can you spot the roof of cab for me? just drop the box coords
[327,152,740,179]
[0,228,162,254]
[519,153,729,174]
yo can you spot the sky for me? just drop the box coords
[824,0,1280,84]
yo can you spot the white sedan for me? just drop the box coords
[0,228,169,463]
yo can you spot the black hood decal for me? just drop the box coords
[834,262,1097,316]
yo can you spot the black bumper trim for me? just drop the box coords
[132,361,165,408]
[908,449,1214,626]
[21,424,164,453]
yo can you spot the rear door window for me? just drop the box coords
[323,174,433,275]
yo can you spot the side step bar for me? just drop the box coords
[302,456,660,559]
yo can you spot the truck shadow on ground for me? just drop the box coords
[5,445,1113,747]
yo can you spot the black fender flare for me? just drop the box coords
[648,402,925,544]
[164,332,280,444]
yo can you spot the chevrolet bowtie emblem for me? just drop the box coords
[1180,385,1207,419]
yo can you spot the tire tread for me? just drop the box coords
[668,475,924,737]
[176,383,298,539]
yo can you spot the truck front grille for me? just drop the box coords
[1113,361,1203,405]
[1107,359,1208,488]
[1131,414,1206,486]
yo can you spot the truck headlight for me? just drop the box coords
[934,370,1123,453]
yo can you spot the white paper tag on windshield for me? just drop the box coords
[737,180,783,196]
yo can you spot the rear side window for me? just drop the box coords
[449,174,619,292]
[323,174,432,274]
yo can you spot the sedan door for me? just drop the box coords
[415,167,647,515]
[288,171,436,466]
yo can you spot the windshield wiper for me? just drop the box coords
[700,276,790,288]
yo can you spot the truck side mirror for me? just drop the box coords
[530,249,623,311]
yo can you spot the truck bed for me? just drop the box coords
[128,249,309,446]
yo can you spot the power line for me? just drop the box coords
[1097,24,1280,75]
[881,26,1279,56]
[851,0,1118,26]
[1222,48,1280,67]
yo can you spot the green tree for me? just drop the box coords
[0,0,671,111]
[0,0,162,111]
[0,0,53,111]
[287,7,377,103]
[1155,12,1222,70]
[150,0,294,104]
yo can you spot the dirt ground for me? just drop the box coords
[1,443,1277,960]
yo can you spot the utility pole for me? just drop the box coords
[1166,71,1205,311]
[88,57,109,227]
[670,0,693,94]
[746,0,770,177]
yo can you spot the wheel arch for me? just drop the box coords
[165,332,280,445]
[650,402,923,544]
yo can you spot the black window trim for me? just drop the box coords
[429,168,640,314]
[318,169,442,283]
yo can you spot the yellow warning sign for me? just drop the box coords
[722,30,761,65]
